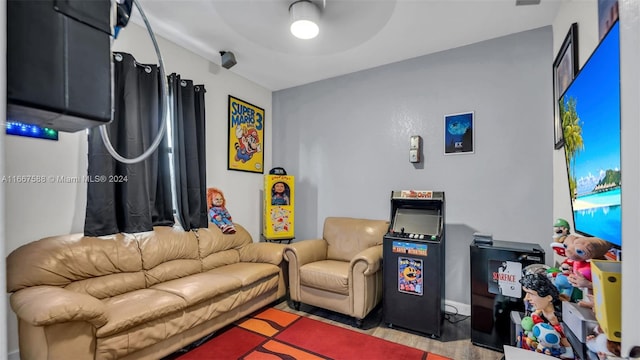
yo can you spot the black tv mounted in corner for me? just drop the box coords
[559,21,621,248]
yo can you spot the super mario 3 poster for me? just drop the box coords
[228,95,265,173]
[398,257,423,296]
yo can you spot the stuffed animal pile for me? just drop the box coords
[546,219,621,359]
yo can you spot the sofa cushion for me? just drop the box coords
[208,263,280,287]
[151,272,242,307]
[198,224,252,262]
[144,259,203,288]
[300,260,349,295]
[6,233,143,295]
[64,272,146,299]
[200,249,240,272]
[137,227,201,286]
[323,217,389,262]
[97,289,186,337]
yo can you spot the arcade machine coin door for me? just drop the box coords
[383,190,445,338]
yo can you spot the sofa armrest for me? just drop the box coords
[350,245,383,275]
[350,245,383,319]
[283,239,327,267]
[283,239,327,302]
[10,286,108,328]
[239,242,286,265]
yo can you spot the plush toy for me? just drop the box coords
[533,323,563,357]
[586,326,621,359]
[521,316,535,338]
[206,188,236,234]
[551,234,611,307]
[552,218,571,243]
[519,316,538,350]
[554,259,575,300]
[549,219,575,300]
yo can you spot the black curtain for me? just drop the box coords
[84,52,207,236]
[169,73,208,231]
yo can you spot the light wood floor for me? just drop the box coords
[273,299,505,360]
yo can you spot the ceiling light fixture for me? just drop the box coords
[289,0,320,40]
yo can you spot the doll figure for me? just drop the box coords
[551,234,611,307]
[552,218,571,243]
[586,325,621,360]
[554,259,575,301]
[271,181,290,206]
[520,273,574,359]
[207,188,236,234]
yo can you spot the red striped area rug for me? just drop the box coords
[174,307,451,360]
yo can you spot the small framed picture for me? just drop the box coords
[553,23,578,149]
[444,111,474,155]
[598,0,618,41]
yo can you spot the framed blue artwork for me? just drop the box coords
[444,111,474,155]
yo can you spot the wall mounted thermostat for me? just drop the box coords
[409,135,421,163]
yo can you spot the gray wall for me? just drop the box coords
[272,26,553,306]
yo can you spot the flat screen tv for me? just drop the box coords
[559,21,621,248]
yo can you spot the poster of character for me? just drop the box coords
[398,257,423,296]
[444,111,474,155]
[487,260,522,298]
[228,95,265,173]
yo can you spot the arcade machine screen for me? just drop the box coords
[392,208,441,237]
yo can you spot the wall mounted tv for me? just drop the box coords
[560,20,621,248]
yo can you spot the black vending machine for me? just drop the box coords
[470,238,545,352]
[383,190,445,338]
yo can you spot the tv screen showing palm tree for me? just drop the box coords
[560,21,621,247]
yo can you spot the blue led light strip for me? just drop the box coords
[5,121,59,141]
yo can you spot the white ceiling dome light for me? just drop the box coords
[289,0,320,40]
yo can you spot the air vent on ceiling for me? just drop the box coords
[516,0,541,5]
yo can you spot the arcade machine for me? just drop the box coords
[383,190,445,338]
[470,237,545,351]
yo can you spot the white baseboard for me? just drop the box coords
[444,299,471,316]
[8,350,19,360]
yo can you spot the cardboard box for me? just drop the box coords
[263,175,295,239]
[591,260,621,342]
[562,301,598,343]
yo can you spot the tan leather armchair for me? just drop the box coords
[283,217,389,327]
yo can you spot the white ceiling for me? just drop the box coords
[132,0,563,91]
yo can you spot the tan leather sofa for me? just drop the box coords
[283,217,389,327]
[6,224,286,360]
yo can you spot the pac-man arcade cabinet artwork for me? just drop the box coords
[383,190,445,338]
[263,174,295,240]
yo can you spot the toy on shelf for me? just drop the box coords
[207,187,236,234]
[519,273,574,359]
[552,218,571,243]
[532,322,564,357]
[586,325,621,359]
[553,259,575,301]
[520,315,536,345]
[551,235,611,308]
[549,218,577,300]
